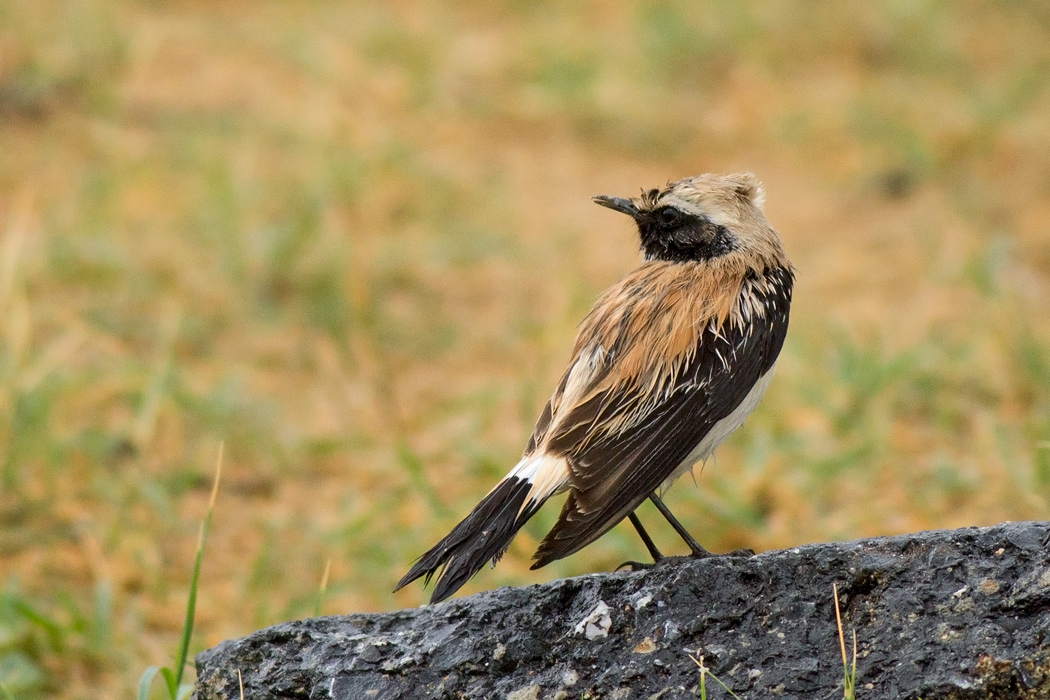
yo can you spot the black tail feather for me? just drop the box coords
[394,477,543,603]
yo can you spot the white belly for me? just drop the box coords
[660,364,777,492]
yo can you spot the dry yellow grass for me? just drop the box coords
[2,1,1049,697]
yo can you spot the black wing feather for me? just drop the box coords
[532,266,792,567]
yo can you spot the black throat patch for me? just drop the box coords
[637,206,736,262]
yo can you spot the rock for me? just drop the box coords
[193,522,1050,700]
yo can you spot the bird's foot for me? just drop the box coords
[724,547,756,558]
[689,547,755,559]
[616,560,658,572]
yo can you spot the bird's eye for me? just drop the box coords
[657,207,680,226]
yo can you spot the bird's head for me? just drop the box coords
[593,172,784,265]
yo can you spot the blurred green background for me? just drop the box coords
[2,1,1050,697]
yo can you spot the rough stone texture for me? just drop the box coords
[194,522,1050,700]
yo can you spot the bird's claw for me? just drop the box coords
[688,546,755,559]
[724,547,756,558]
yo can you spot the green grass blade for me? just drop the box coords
[172,444,224,693]
[137,666,162,700]
[161,666,178,699]
[172,521,206,691]
[689,654,742,700]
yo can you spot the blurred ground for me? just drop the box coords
[1,1,1049,698]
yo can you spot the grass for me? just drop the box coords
[690,653,743,700]
[137,445,221,700]
[1,1,1049,698]
[834,583,858,700]
[687,584,859,699]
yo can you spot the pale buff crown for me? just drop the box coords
[637,172,789,271]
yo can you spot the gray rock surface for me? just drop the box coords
[194,521,1050,699]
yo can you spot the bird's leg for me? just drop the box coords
[629,512,664,562]
[617,512,664,571]
[648,493,716,558]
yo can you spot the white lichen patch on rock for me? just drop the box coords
[573,600,612,640]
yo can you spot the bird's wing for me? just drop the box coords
[530,264,793,567]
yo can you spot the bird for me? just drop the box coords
[395,172,794,604]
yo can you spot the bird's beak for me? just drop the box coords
[592,195,640,219]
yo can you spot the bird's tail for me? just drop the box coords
[394,454,567,603]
